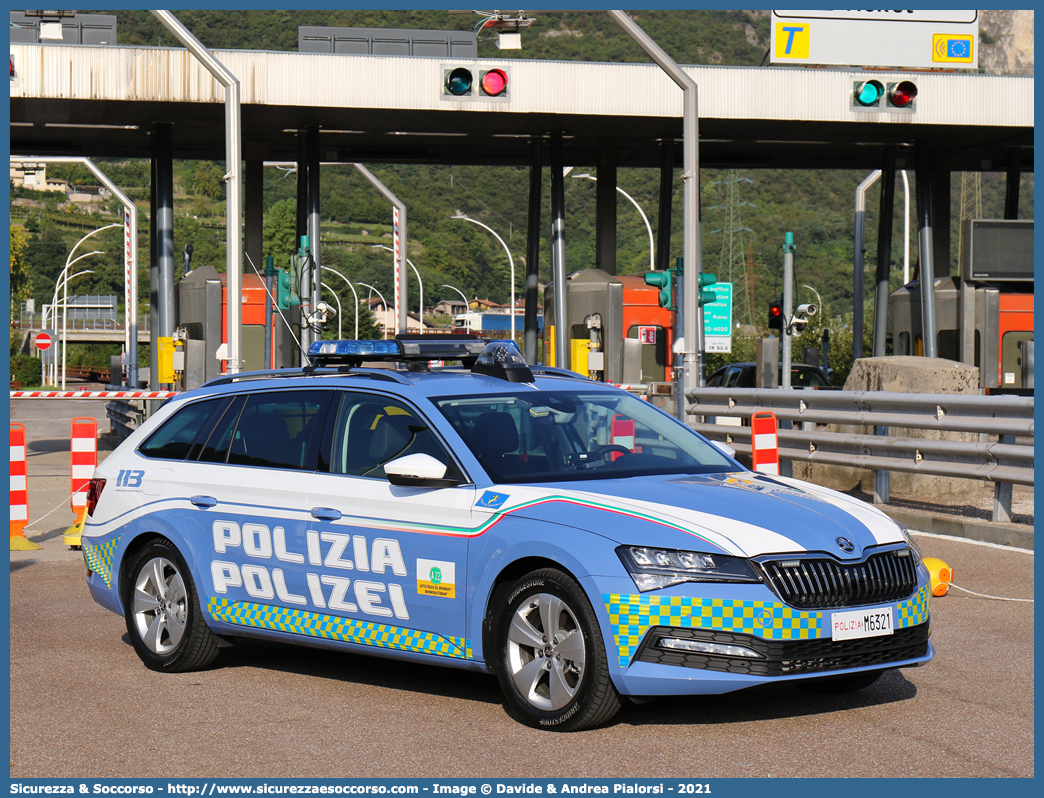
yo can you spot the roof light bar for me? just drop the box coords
[306,335,488,366]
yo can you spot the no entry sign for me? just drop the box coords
[34,331,53,350]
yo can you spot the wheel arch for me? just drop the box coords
[480,555,582,675]
[117,531,173,608]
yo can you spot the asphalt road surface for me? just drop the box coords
[8,399,1035,779]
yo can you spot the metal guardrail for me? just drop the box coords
[686,387,1033,524]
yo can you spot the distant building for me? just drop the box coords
[433,299,467,316]
[10,163,66,192]
[365,297,431,337]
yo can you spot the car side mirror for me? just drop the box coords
[711,440,737,459]
[385,453,460,488]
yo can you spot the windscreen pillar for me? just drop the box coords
[150,122,175,389]
[524,137,543,364]
[595,150,618,275]
[656,139,674,272]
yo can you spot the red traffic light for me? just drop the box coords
[480,68,508,97]
[888,80,918,108]
[768,300,783,331]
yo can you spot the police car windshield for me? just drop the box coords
[433,390,735,484]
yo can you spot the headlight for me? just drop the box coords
[897,524,923,565]
[617,546,761,593]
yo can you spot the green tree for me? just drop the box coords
[192,161,225,200]
[263,198,299,269]
[9,225,32,301]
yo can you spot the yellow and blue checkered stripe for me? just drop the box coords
[83,537,121,588]
[898,585,930,626]
[209,598,473,660]
[606,587,930,668]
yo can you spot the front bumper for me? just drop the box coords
[590,576,933,696]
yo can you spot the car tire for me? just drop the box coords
[493,568,620,731]
[800,669,885,693]
[123,538,220,673]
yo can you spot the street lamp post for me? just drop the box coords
[451,215,516,339]
[357,282,389,339]
[441,284,470,332]
[58,267,96,389]
[371,244,424,329]
[571,173,655,272]
[321,266,360,340]
[51,250,104,388]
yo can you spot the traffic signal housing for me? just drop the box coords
[852,78,917,113]
[276,270,299,311]
[644,269,674,311]
[442,65,510,101]
[768,300,783,331]
[697,272,718,307]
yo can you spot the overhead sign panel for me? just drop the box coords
[703,282,733,354]
[771,10,979,70]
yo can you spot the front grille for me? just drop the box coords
[635,624,930,677]
[757,549,919,609]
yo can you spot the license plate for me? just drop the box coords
[830,607,894,641]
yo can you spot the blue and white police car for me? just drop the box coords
[81,336,932,731]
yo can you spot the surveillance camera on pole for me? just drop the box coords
[797,303,817,317]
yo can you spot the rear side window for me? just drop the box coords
[225,390,329,470]
[139,398,225,461]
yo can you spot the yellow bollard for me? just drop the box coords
[922,557,953,597]
[63,509,87,549]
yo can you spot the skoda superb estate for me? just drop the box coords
[81,336,933,731]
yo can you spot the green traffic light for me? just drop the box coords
[644,270,673,309]
[854,79,884,107]
[446,67,473,96]
[276,270,299,311]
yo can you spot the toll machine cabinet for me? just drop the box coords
[543,269,624,382]
[177,266,299,387]
[177,265,224,387]
[889,219,1034,390]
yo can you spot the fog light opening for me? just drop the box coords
[659,638,764,659]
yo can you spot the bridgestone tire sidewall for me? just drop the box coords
[122,538,211,673]
[494,568,619,732]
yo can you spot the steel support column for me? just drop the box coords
[525,137,543,364]
[151,122,175,388]
[550,132,569,370]
[656,139,674,272]
[873,148,896,358]
[852,170,881,361]
[307,126,322,339]
[915,141,938,358]
[1004,148,1021,219]
[595,150,617,275]
[244,158,264,276]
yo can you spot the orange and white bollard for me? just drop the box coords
[64,417,98,548]
[10,423,41,551]
[750,411,780,475]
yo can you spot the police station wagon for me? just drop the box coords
[81,336,933,731]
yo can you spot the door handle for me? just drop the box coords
[190,495,217,508]
[310,506,342,521]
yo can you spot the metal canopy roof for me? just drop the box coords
[9,44,1034,172]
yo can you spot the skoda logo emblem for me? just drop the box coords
[836,537,855,553]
